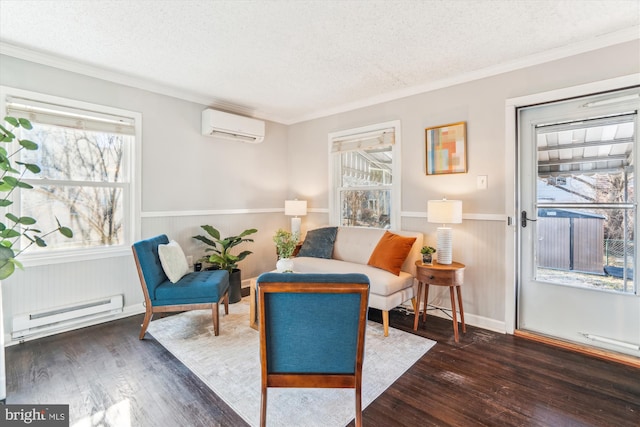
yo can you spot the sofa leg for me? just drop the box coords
[411,297,417,313]
[139,309,153,340]
[223,291,229,315]
[382,310,389,337]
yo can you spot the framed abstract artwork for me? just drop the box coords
[425,121,467,175]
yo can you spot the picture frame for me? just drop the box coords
[425,121,467,175]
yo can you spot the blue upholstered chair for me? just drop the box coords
[132,234,230,339]
[257,272,370,427]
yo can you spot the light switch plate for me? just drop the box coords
[477,175,488,190]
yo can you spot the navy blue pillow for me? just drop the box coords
[297,227,338,259]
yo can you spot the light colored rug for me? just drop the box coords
[148,298,435,427]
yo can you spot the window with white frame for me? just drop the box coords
[2,87,138,259]
[329,121,401,229]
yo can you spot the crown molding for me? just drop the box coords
[0,42,278,121]
[2,25,638,126]
[286,26,640,124]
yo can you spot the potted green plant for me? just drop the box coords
[0,116,73,401]
[272,229,298,272]
[192,225,257,303]
[420,246,436,265]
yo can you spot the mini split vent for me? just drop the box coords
[201,109,265,143]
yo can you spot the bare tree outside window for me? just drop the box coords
[18,124,129,250]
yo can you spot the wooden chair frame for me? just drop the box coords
[258,280,369,427]
[132,247,229,339]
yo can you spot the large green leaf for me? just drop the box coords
[3,176,18,187]
[16,161,41,174]
[0,229,20,239]
[19,139,38,150]
[59,226,73,238]
[238,228,258,238]
[18,118,33,130]
[0,182,14,192]
[17,216,37,225]
[5,212,19,223]
[3,117,18,127]
[0,245,15,280]
[193,235,216,248]
[0,124,15,140]
[201,225,221,240]
[16,181,34,189]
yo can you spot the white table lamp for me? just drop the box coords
[284,200,307,239]
[427,199,462,265]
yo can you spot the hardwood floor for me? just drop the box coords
[4,306,639,426]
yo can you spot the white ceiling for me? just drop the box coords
[0,0,639,124]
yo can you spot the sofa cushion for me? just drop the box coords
[367,231,417,275]
[333,227,386,265]
[297,226,338,258]
[158,240,190,283]
[292,257,414,297]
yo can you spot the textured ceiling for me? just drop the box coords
[0,0,639,124]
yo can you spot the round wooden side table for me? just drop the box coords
[413,260,466,342]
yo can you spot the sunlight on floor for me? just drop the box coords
[72,399,131,427]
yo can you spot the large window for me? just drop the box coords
[535,112,636,293]
[329,121,401,229]
[1,87,139,262]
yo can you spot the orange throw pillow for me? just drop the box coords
[368,231,417,276]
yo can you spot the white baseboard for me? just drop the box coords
[398,302,507,334]
[4,303,145,347]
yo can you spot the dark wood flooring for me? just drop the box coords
[4,305,640,426]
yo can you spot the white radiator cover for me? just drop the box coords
[12,294,123,340]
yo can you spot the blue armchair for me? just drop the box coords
[132,234,230,339]
[257,272,370,427]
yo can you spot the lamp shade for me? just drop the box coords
[284,200,307,216]
[427,199,462,224]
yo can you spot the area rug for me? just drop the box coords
[148,298,435,427]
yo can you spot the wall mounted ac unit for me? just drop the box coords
[201,109,265,143]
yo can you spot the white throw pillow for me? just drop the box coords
[158,240,190,283]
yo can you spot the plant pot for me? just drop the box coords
[422,254,433,265]
[207,267,242,304]
[276,258,294,273]
[228,269,242,304]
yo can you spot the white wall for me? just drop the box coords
[0,55,290,342]
[1,39,638,342]
[287,40,640,329]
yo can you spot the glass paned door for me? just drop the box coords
[518,87,639,356]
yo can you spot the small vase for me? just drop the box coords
[276,258,294,273]
[422,254,433,265]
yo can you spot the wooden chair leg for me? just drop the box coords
[139,308,153,340]
[223,291,229,315]
[355,385,363,427]
[260,386,267,427]
[382,310,389,337]
[212,302,220,336]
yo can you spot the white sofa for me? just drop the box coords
[291,227,423,336]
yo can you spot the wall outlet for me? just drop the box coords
[477,175,488,190]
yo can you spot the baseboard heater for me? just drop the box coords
[12,294,124,340]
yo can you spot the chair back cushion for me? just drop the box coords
[257,272,369,374]
[132,234,170,300]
